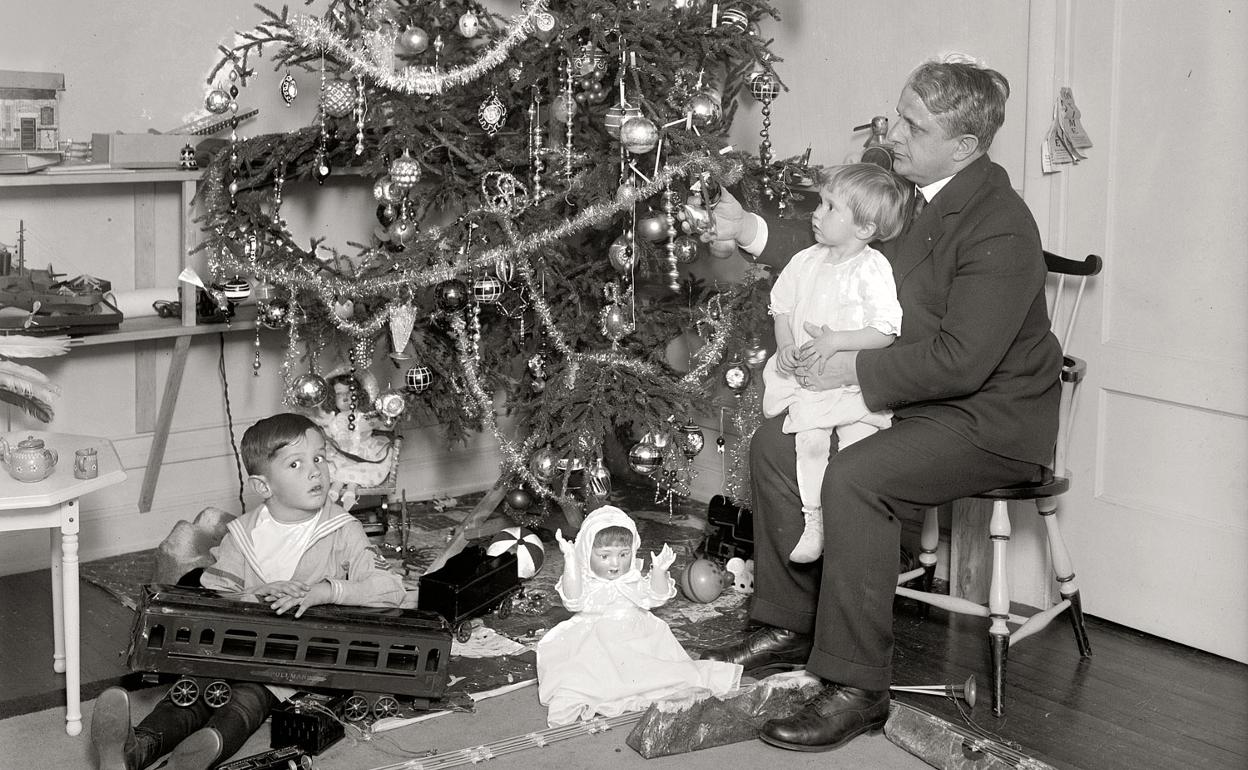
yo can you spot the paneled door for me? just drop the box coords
[1055,1,1247,662]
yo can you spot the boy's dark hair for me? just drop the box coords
[593,525,634,549]
[241,412,322,476]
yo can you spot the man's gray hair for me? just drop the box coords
[906,55,1010,151]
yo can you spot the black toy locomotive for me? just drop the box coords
[127,584,452,721]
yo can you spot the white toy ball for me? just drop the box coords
[485,526,545,579]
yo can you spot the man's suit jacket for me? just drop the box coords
[758,155,1062,467]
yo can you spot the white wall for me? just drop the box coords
[3,3,1243,663]
[0,1,502,575]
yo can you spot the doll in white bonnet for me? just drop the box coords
[534,505,742,726]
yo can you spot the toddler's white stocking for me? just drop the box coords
[791,429,832,563]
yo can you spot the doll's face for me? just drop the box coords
[589,543,633,580]
[333,382,354,413]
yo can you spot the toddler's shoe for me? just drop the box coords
[90,687,133,770]
[790,507,824,563]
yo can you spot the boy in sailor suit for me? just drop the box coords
[91,413,406,770]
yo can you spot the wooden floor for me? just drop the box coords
[3,565,1245,769]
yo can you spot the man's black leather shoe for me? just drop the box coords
[698,625,813,676]
[759,684,889,752]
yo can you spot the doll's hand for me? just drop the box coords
[329,481,359,511]
[650,544,676,573]
[555,529,575,559]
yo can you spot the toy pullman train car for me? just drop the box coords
[127,584,452,721]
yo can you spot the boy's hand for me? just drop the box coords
[272,580,333,618]
[555,529,575,559]
[255,580,308,604]
[650,544,676,573]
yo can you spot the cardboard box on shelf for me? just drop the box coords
[91,132,193,169]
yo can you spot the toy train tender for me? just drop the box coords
[416,545,524,642]
[127,584,452,722]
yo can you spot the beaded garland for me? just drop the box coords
[197,0,785,520]
[201,152,744,347]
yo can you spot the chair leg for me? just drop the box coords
[990,632,1009,718]
[988,500,1012,717]
[1065,589,1092,657]
[917,507,939,617]
[1039,497,1092,658]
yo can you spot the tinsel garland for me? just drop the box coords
[495,221,738,394]
[722,380,763,508]
[449,313,575,513]
[204,153,744,352]
[461,219,754,510]
[196,0,787,528]
[288,1,549,96]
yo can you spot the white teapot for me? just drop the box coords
[0,435,58,483]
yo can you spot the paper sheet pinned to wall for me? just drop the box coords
[1043,87,1094,173]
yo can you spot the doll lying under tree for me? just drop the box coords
[535,505,742,727]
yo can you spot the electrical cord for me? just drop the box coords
[218,333,246,513]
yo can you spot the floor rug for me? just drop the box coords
[78,490,753,700]
[69,489,1053,769]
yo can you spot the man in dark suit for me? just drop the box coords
[699,57,1062,752]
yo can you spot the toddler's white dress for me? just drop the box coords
[762,242,902,433]
[535,506,742,727]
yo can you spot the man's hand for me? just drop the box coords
[792,351,859,390]
[687,186,751,256]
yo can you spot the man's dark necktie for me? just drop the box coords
[911,190,927,223]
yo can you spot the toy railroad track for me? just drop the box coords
[166,108,260,137]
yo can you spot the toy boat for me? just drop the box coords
[0,221,119,333]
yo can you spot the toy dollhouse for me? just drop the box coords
[0,70,65,153]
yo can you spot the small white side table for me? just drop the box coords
[0,431,126,736]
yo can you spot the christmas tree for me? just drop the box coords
[198,0,797,528]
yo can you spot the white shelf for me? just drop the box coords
[1,167,221,512]
[68,308,258,348]
[0,168,200,188]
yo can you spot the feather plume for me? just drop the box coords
[0,359,60,423]
[0,334,71,358]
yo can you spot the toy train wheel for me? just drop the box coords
[494,596,513,619]
[203,680,232,708]
[373,696,400,720]
[454,622,474,643]
[169,678,199,707]
[343,695,371,722]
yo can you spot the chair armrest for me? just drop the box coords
[1044,252,1103,277]
[1062,355,1087,384]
